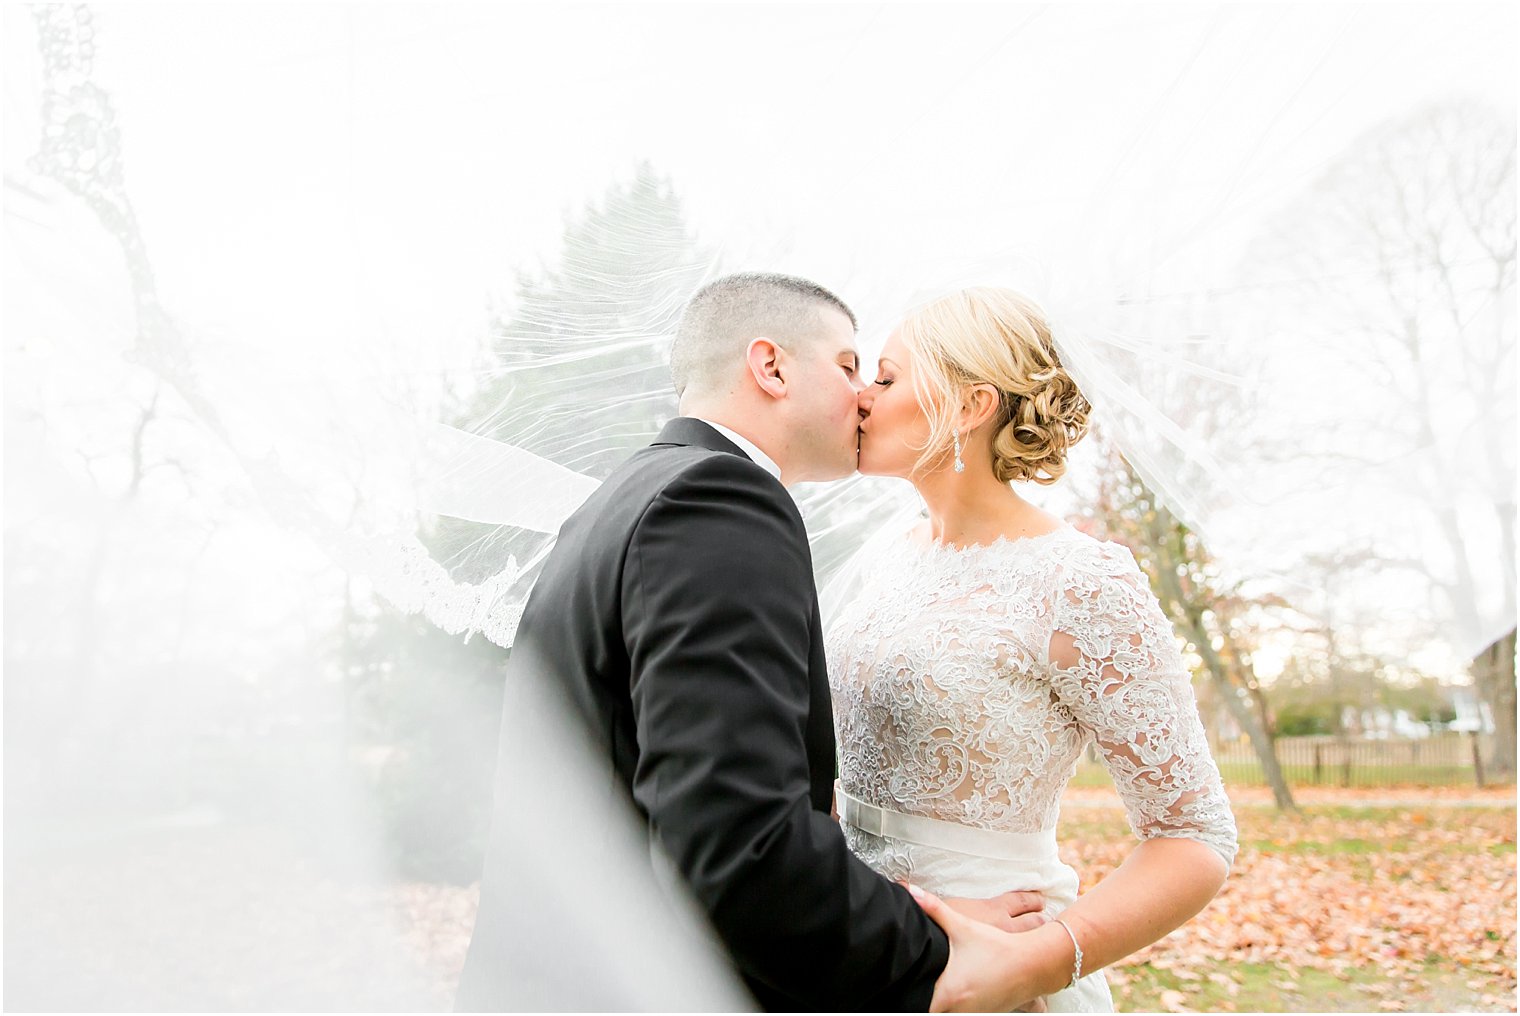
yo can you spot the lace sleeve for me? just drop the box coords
[1045,542,1238,868]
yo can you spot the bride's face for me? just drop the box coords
[856,331,933,478]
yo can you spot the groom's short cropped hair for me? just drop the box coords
[671,272,857,398]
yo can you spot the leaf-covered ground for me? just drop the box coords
[394,786,1517,1012]
[18,787,1505,1010]
[1057,785,1517,1012]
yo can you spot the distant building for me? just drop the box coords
[1347,705,1433,739]
[1446,687,1495,734]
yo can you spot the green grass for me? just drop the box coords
[1115,958,1509,1013]
[1248,763,1488,787]
[1070,764,1121,788]
[1297,805,1427,820]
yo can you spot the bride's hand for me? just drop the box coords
[946,890,1048,933]
[897,879,1048,933]
[909,882,1059,1013]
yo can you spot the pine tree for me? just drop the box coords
[344,165,714,882]
[461,160,714,475]
[432,163,715,583]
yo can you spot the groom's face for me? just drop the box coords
[783,307,866,482]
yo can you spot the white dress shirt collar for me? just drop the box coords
[690,418,782,483]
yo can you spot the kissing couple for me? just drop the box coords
[456,273,1238,1012]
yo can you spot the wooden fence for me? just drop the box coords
[1079,732,1504,788]
[1212,732,1499,788]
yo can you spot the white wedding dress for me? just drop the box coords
[825,523,1239,1013]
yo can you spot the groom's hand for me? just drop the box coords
[945,890,1048,933]
[907,883,1056,1013]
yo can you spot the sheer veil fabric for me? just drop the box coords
[10,6,1510,663]
[6,4,1513,1010]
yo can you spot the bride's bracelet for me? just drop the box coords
[1052,917,1083,989]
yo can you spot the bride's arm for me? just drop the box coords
[908,838,1227,1011]
[1036,836,1227,982]
[901,543,1237,1011]
[1035,542,1237,983]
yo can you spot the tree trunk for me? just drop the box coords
[1180,611,1299,812]
[1475,628,1517,779]
[1144,523,1299,811]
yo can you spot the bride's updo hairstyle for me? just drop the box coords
[899,287,1091,485]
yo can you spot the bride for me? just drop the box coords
[827,287,1239,1012]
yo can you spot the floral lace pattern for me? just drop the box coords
[826,525,1238,867]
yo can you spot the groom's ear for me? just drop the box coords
[745,337,787,399]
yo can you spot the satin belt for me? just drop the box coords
[836,787,1059,862]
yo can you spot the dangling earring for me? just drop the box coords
[953,430,965,473]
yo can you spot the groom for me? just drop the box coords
[456,273,1041,1011]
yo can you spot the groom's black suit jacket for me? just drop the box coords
[455,417,949,1012]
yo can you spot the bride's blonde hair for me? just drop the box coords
[898,287,1091,484]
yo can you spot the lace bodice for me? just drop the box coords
[825,524,1238,867]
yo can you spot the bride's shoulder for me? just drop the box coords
[1045,527,1144,579]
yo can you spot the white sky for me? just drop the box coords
[8,4,1514,347]
[5,2,1516,674]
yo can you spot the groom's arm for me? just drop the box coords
[622,454,949,1010]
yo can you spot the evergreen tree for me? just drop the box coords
[433,162,715,582]
[345,165,714,882]
[464,160,713,471]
